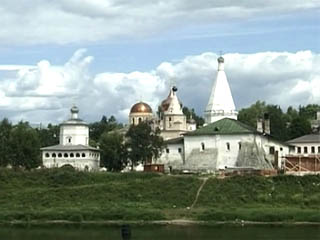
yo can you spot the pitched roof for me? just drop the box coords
[287,134,320,144]
[165,137,184,144]
[184,118,257,136]
[41,144,99,151]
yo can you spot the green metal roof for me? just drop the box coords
[185,118,257,136]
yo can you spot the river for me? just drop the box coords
[0,225,319,240]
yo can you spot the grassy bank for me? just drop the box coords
[0,168,320,224]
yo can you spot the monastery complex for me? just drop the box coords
[40,56,320,174]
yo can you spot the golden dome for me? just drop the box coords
[130,102,152,114]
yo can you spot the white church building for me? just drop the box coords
[41,106,100,171]
[157,56,289,172]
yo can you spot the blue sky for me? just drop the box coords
[0,1,319,124]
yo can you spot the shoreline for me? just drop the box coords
[2,219,320,227]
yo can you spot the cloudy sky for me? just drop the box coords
[0,0,319,125]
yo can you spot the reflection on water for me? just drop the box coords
[0,225,320,240]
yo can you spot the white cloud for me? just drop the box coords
[0,49,320,124]
[0,0,319,45]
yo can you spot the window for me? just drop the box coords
[132,118,135,124]
[138,117,142,123]
[64,153,68,158]
[226,142,230,151]
[76,153,80,158]
[297,147,301,154]
[45,153,50,158]
[280,147,283,151]
[169,117,172,121]
[304,147,308,154]
[70,153,74,158]
[269,146,275,155]
[238,142,242,150]
[52,153,56,158]
[201,142,205,151]
[58,153,62,158]
[312,146,315,154]
[82,153,86,157]
[318,146,320,153]
[178,148,182,153]
[166,148,170,153]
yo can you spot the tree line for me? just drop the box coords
[238,101,320,141]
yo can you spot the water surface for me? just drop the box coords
[0,225,319,240]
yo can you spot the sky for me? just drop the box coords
[0,0,319,125]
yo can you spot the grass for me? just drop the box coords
[1,168,320,223]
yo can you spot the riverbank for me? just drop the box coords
[1,168,320,224]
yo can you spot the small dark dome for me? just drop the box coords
[172,86,178,92]
[71,105,79,113]
[218,56,224,63]
[130,102,152,114]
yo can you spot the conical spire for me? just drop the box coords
[204,56,237,124]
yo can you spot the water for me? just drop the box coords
[0,225,320,240]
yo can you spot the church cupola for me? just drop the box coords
[70,105,79,119]
[204,56,238,124]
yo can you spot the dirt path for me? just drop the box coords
[190,177,209,209]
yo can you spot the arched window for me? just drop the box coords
[66,136,72,144]
[82,153,86,157]
[132,118,135,124]
[45,153,50,158]
[76,153,80,158]
[52,153,56,158]
[138,117,142,123]
[64,153,68,158]
[238,142,242,150]
[226,142,230,151]
[201,142,205,151]
[70,153,74,158]
[58,153,62,158]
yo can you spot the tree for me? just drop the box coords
[288,116,312,139]
[238,101,267,128]
[0,118,12,167]
[89,115,123,144]
[99,131,128,171]
[126,122,165,170]
[182,106,205,127]
[37,123,59,147]
[9,122,41,169]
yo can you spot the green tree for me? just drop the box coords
[9,122,41,169]
[126,122,165,169]
[99,131,128,171]
[238,100,267,128]
[0,118,12,167]
[299,104,320,120]
[89,115,123,144]
[182,106,205,127]
[37,123,59,147]
[288,116,312,139]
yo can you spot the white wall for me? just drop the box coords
[158,143,184,171]
[42,150,100,171]
[60,125,89,146]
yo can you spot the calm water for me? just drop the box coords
[0,225,320,240]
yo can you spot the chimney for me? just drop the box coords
[257,118,263,133]
[263,113,270,135]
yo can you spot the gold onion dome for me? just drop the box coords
[130,102,152,114]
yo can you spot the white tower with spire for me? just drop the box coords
[204,56,238,124]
